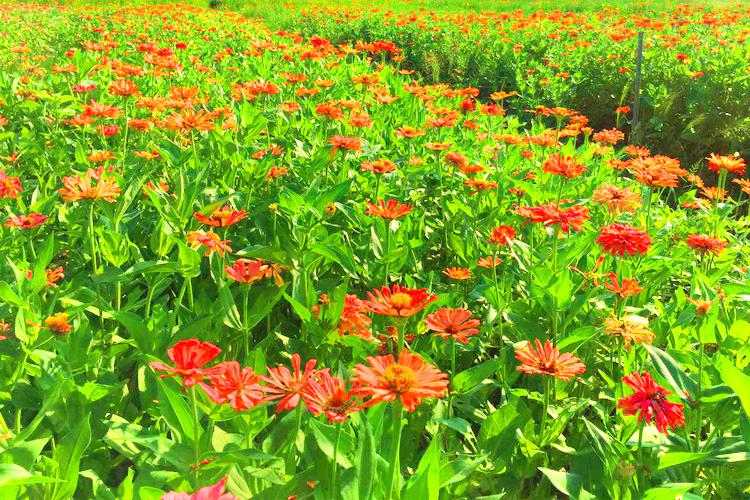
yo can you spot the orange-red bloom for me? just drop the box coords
[194,206,247,228]
[59,167,120,202]
[203,361,264,411]
[526,203,590,233]
[442,267,472,280]
[150,339,224,388]
[515,339,586,381]
[187,230,232,257]
[618,371,686,433]
[5,213,48,229]
[261,354,321,413]
[363,284,437,317]
[489,225,516,245]
[706,153,745,176]
[225,259,267,284]
[686,233,727,256]
[542,154,586,178]
[351,350,448,411]
[303,371,365,423]
[365,199,413,219]
[596,223,652,257]
[424,307,480,343]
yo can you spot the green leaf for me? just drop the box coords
[658,451,710,470]
[309,419,353,467]
[156,377,200,445]
[643,344,697,401]
[52,415,92,500]
[0,464,58,487]
[0,282,23,306]
[403,437,441,500]
[452,358,501,394]
[715,354,750,415]
[283,293,312,322]
[538,467,596,500]
[354,415,376,499]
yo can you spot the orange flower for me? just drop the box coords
[629,156,686,188]
[351,350,448,411]
[361,159,396,174]
[687,297,714,315]
[194,206,247,228]
[515,339,585,381]
[441,267,471,280]
[477,256,502,269]
[424,307,480,343]
[592,185,641,214]
[163,109,216,133]
[593,129,625,145]
[45,313,72,335]
[489,225,516,245]
[365,199,413,219]
[303,371,365,423]
[261,354,321,413]
[328,135,361,153]
[187,230,232,257]
[0,171,22,199]
[604,315,654,348]
[225,259,267,284]
[4,213,48,229]
[686,233,726,256]
[337,294,374,340]
[706,153,745,176]
[363,284,437,317]
[542,154,587,178]
[602,274,642,298]
[59,167,120,203]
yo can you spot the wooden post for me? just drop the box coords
[632,31,645,143]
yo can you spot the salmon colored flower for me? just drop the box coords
[261,354,321,413]
[303,371,365,423]
[618,371,686,433]
[706,153,745,176]
[150,339,223,388]
[163,477,237,500]
[443,267,472,280]
[424,307,480,343]
[596,223,651,257]
[515,339,586,381]
[361,159,397,174]
[604,315,655,348]
[59,167,120,203]
[542,154,586,178]
[686,233,726,256]
[187,230,232,257]
[365,199,413,219]
[489,225,516,245]
[328,135,361,153]
[363,284,437,317]
[26,267,65,287]
[194,206,247,228]
[351,350,448,411]
[225,259,267,284]
[163,109,216,133]
[5,213,48,229]
[477,256,502,269]
[629,156,686,188]
[338,294,373,340]
[203,361,265,411]
[687,297,714,314]
[592,185,641,214]
[602,274,642,298]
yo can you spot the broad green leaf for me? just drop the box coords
[643,344,697,401]
[715,354,750,415]
[52,415,92,500]
[403,437,441,500]
[538,467,596,500]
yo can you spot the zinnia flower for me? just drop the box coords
[515,339,586,381]
[150,339,224,388]
[618,371,686,433]
[0,171,22,199]
[351,350,448,411]
[442,267,472,280]
[225,259,267,284]
[59,167,120,203]
[365,199,413,219]
[162,477,237,500]
[187,230,232,257]
[261,354,321,413]
[526,203,590,233]
[4,213,48,229]
[303,371,365,423]
[203,361,265,411]
[489,225,516,245]
[706,153,745,176]
[363,284,437,317]
[45,313,72,335]
[686,233,726,256]
[424,307,480,343]
[603,315,655,348]
[477,256,502,269]
[596,223,651,257]
[602,274,642,298]
[592,185,641,214]
[194,206,247,228]
[542,154,586,178]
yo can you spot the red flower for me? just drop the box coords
[163,477,237,500]
[526,203,590,233]
[303,371,365,423]
[542,153,587,178]
[225,259,267,284]
[489,225,516,245]
[686,233,726,256]
[618,371,686,433]
[194,206,247,228]
[0,171,22,199]
[351,350,448,411]
[424,307,480,343]
[150,339,223,388]
[596,223,652,257]
[365,199,413,219]
[261,354,321,413]
[4,213,49,229]
[515,339,586,381]
[706,153,745,176]
[602,274,642,298]
[363,284,437,317]
[203,361,265,411]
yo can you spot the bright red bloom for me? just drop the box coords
[424,307,480,343]
[203,361,264,411]
[261,354,321,413]
[4,213,49,229]
[303,371,365,423]
[489,225,516,245]
[686,233,727,256]
[162,477,237,500]
[363,284,437,317]
[596,223,652,257]
[194,206,247,228]
[618,371,686,433]
[602,274,642,298]
[706,153,745,176]
[225,259,267,284]
[187,230,232,257]
[365,199,413,219]
[338,294,373,340]
[150,339,223,388]
[526,203,590,233]
[0,171,22,199]
[351,350,448,411]
[515,339,586,381]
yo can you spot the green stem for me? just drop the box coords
[448,339,456,418]
[694,319,704,453]
[191,386,201,485]
[387,402,404,500]
[88,202,98,275]
[637,423,645,492]
[384,225,391,283]
[331,421,343,498]
[541,376,551,442]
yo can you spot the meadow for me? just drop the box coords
[0,1,748,499]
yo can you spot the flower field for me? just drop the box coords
[0,2,749,499]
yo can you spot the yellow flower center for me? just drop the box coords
[383,364,415,394]
[390,292,413,310]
